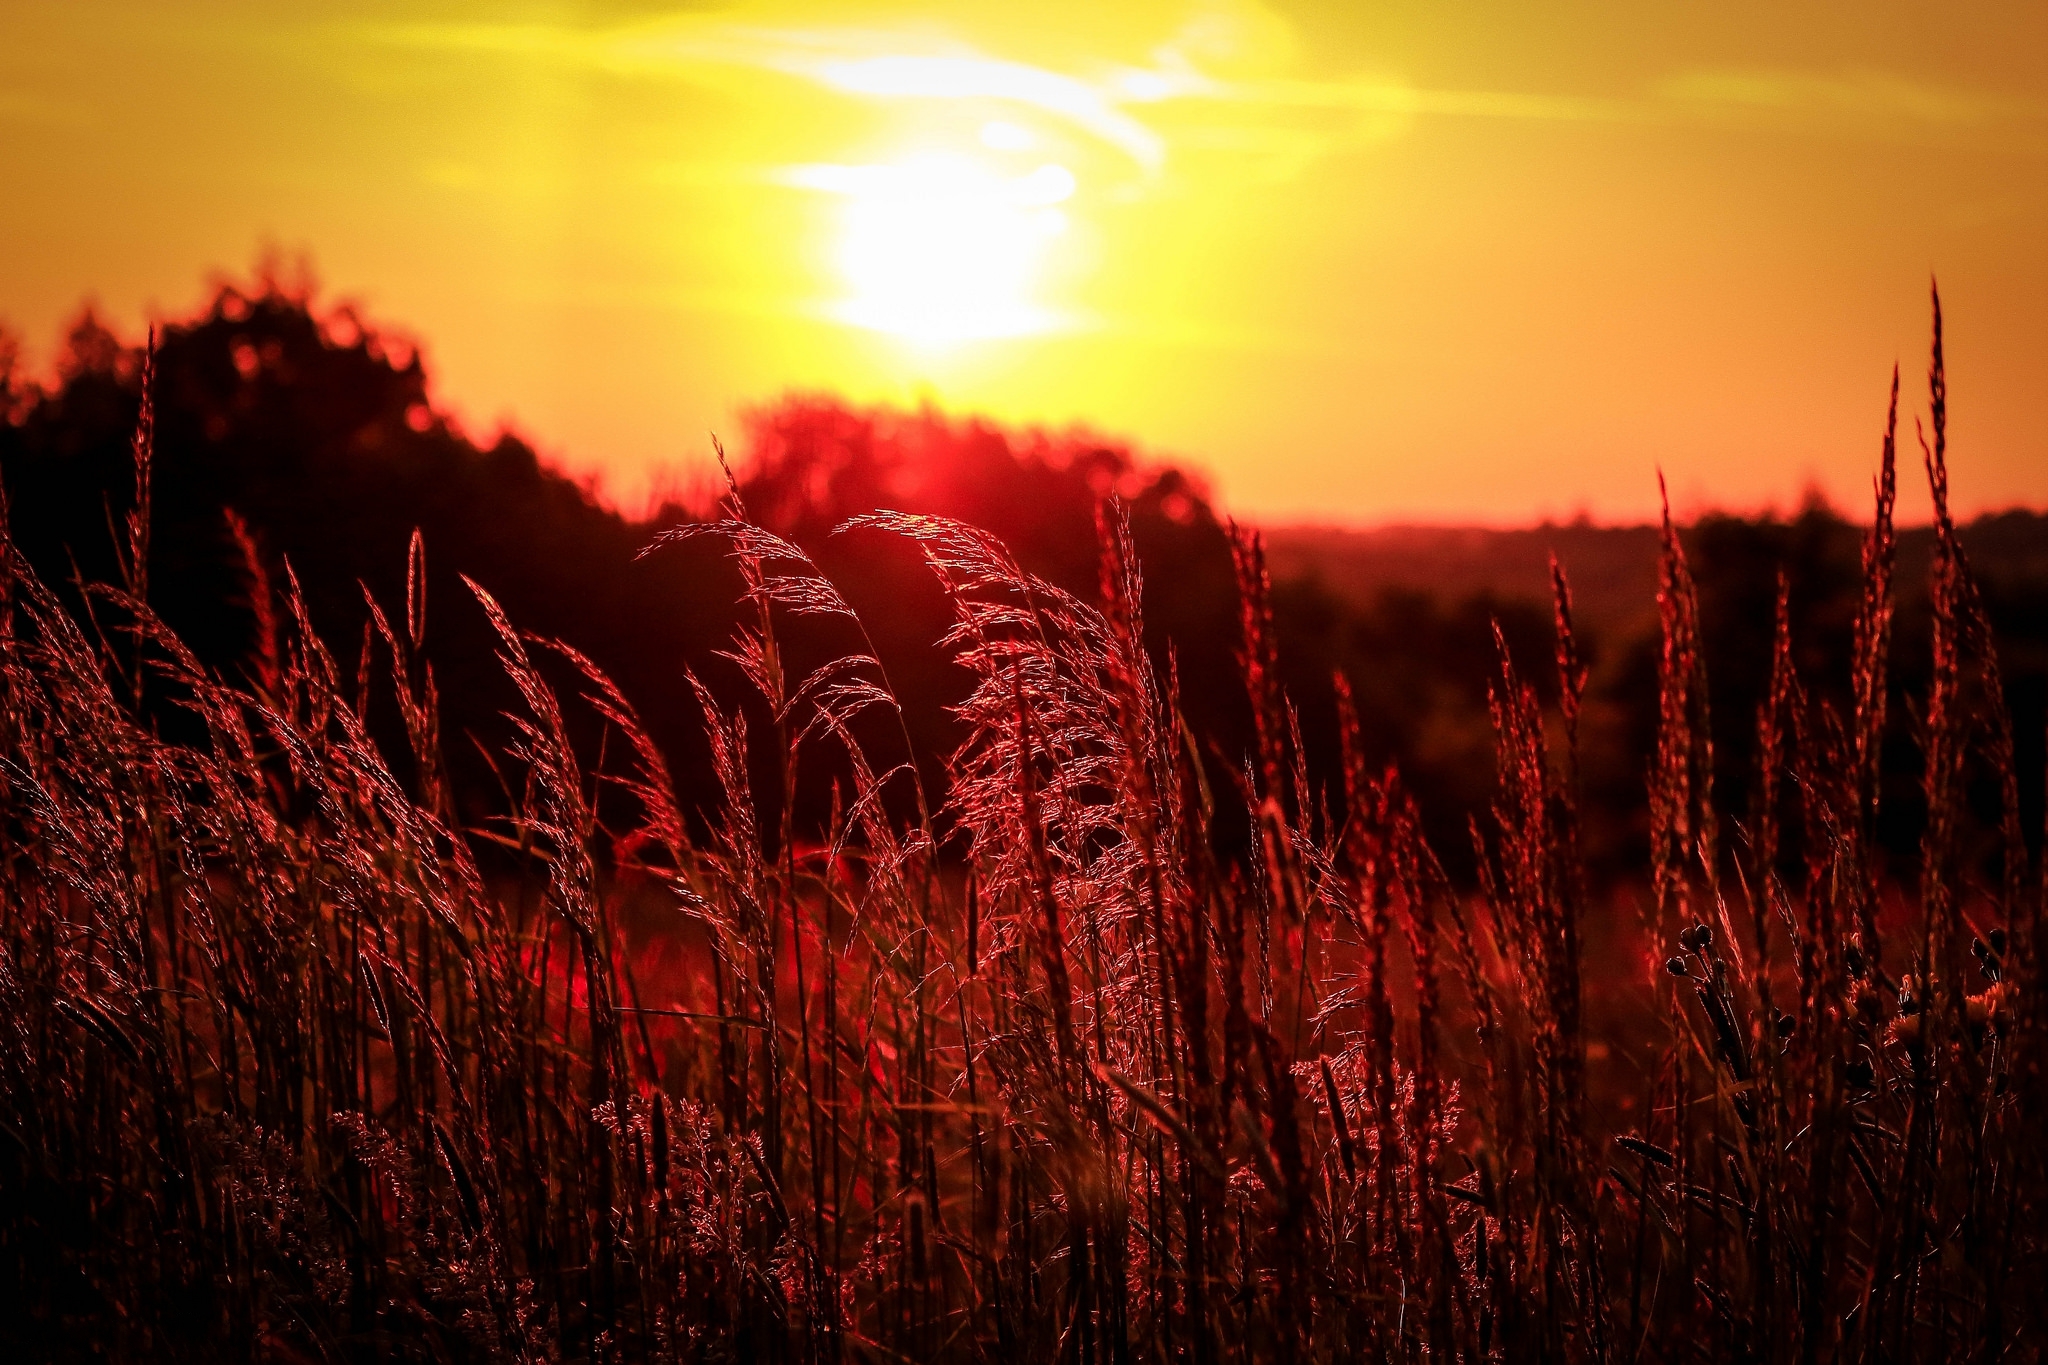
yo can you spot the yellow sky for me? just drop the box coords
[3,1,2044,523]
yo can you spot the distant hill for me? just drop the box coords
[1266,508,2048,878]
[1267,512,2048,651]
[1266,521,1665,643]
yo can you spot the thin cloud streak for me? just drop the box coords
[1658,67,2047,132]
[358,14,2047,194]
[804,55,1166,169]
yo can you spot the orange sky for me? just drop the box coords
[3,1,2044,525]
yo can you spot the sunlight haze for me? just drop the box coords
[2,0,2044,523]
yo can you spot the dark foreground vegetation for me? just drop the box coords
[0,281,2044,1360]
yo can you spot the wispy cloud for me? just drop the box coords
[353,15,1642,174]
[1658,67,2045,131]
[803,54,1166,168]
[355,13,2046,185]
[1654,66,2039,140]
[361,19,1169,168]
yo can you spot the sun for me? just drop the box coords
[791,126,1077,345]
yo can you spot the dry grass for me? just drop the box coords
[1,290,2042,1362]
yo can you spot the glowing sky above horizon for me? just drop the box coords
[2,1,2045,524]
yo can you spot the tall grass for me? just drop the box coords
[1,291,2041,1362]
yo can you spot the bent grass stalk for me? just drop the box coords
[0,289,2041,1361]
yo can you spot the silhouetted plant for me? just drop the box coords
[0,285,2044,1362]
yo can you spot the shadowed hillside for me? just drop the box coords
[1271,508,2048,877]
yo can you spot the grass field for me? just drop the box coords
[1,298,2042,1362]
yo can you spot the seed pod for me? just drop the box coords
[651,1096,670,1195]
[432,1119,482,1239]
[359,958,393,1041]
[1320,1058,1357,1183]
[1615,1134,1676,1168]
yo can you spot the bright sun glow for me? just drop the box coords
[789,149,1076,345]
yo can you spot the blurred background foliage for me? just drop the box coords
[3,277,2042,888]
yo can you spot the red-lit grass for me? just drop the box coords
[0,288,2042,1361]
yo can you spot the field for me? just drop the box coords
[2,295,2044,1362]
